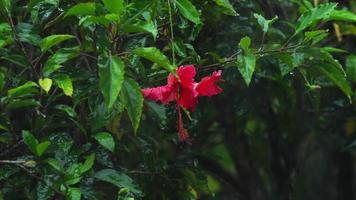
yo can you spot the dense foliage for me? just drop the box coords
[0,0,355,199]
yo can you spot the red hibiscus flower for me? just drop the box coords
[142,65,222,142]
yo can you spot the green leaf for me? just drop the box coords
[46,158,62,171]
[79,153,95,173]
[95,169,141,195]
[66,3,97,17]
[54,74,73,96]
[0,0,11,16]
[38,78,52,93]
[40,34,75,52]
[134,47,176,73]
[98,55,125,109]
[295,3,337,34]
[124,20,157,39]
[237,53,256,86]
[22,130,39,155]
[0,72,4,91]
[346,55,356,82]
[213,0,238,16]
[239,36,251,51]
[93,132,115,152]
[67,187,81,200]
[236,36,256,85]
[43,47,80,77]
[316,63,352,100]
[305,30,328,44]
[6,99,41,109]
[176,0,201,25]
[8,82,38,98]
[102,0,124,15]
[330,10,356,23]
[55,104,77,118]
[36,141,51,157]
[121,78,144,133]
[253,13,278,33]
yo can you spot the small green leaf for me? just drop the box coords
[93,132,115,152]
[95,169,141,195]
[295,3,337,34]
[124,20,157,39]
[134,47,176,73]
[346,55,356,82]
[237,53,256,86]
[102,0,124,15]
[36,141,51,157]
[98,55,125,109]
[330,10,356,23]
[79,153,95,173]
[213,0,238,16]
[67,187,81,200]
[316,63,352,100]
[40,34,75,52]
[237,36,256,86]
[43,47,80,77]
[66,3,98,17]
[253,13,278,33]
[176,0,202,25]
[121,78,144,133]
[8,82,38,98]
[38,78,52,93]
[239,36,251,51]
[55,104,77,118]
[305,30,329,44]
[22,130,39,155]
[46,158,62,171]
[54,74,73,96]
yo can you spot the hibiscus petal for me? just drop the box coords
[196,70,223,97]
[178,86,198,111]
[177,65,196,88]
[142,84,177,104]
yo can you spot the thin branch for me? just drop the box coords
[6,16,39,78]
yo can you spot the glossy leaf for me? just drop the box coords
[330,10,356,23]
[43,47,80,76]
[40,34,75,52]
[8,82,38,98]
[54,74,73,96]
[316,63,352,100]
[22,130,38,155]
[134,47,176,73]
[176,0,201,25]
[36,141,51,157]
[79,153,95,173]
[124,20,157,39]
[98,55,125,109]
[102,0,124,15]
[121,78,144,133]
[295,3,337,34]
[213,0,238,16]
[67,187,81,200]
[95,169,141,195]
[254,13,278,33]
[66,3,97,17]
[38,78,52,93]
[93,132,115,152]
